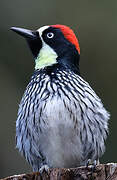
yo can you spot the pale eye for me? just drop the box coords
[47,32,54,39]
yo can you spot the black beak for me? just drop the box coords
[10,27,37,39]
[10,27,42,58]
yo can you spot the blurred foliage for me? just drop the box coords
[0,0,117,178]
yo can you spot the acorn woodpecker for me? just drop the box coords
[11,25,109,172]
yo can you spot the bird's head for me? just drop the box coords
[11,25,80,72]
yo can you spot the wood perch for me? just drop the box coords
[1,163,117,180]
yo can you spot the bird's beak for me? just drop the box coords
[10,27,37,39]
[11,27,42,58]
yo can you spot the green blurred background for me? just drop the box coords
[0,0,117,178]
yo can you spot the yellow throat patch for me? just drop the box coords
[35,43,58,69]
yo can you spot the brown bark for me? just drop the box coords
[1,163,117,180]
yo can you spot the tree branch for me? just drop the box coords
[1,163,117,180]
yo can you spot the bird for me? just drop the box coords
[11,24,110,172]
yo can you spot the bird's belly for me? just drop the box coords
[39,125,82,168]
[38,98,83,168]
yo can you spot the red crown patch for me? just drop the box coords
[51,24,80,54]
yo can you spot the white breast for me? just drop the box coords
[38,94,83,168]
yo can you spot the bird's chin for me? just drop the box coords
[26,36,42,59]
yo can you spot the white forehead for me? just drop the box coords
[37,26,49,37]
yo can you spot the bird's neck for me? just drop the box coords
[34,45,80,75]
[33,61,80,80]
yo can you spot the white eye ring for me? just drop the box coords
[47,32,54,38]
